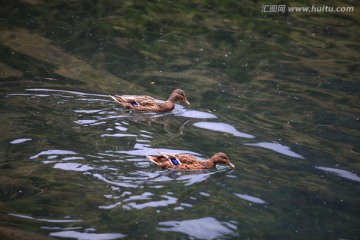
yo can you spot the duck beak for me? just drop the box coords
[183,98,190,106]
[228,162,235,170]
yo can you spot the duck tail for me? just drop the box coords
[146,155,161,166]
[110,95,124,104]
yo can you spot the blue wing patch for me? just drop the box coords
[130,101,139,106]
[170,157,180,166]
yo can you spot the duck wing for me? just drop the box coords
[159,152,199,165]
[114,95,156,106]
[148,153,210,170]
[169,153,211,170]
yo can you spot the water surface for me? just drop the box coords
[0,1,359,239]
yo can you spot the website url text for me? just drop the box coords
[261,5,354,13]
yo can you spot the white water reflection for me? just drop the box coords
[26,88,108,98]
[98,201,122,210]
[233,193,266,204]
[176,110,217,119]
[74,119,98,125]
[93,173,138,188]
[7,93,51,97]
[245,142,304,159]
[49,230,126,240]
[30,149,78,160]
[123,194,177,210]
[316,167,360,182]
[61,156,85,161]
[9,213,82,223]
[158,217,237,239]
[142,170,215,186]
[10,138,32,144]
[99,191,178,210]
[73,109,103,114]
[54,163,94,172]
[101,133,137,138]
[176,172,212,186]
[193,122,254,138]
[116,143,199,157]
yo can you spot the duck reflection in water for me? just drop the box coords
[114,112,191,137]
[147,152,235,170]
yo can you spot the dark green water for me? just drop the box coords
[1,1,359,239]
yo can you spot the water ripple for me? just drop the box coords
[30,149,78,160]
[54,163,94,172]
[92,173,139,188]
[233,193,266,204]
[123,194,177,210]
[176,172,212,186]
[10,138,32,144]
[9,213,82,223]
[193,121,255,138]
[316,166,360,182]
[101,133,137,138]
[26,88,108,98]
[176,110,217,119]
[245,142,304,159]
[158,217,237,239]
[49,230,126,240]
[116,144,199,157]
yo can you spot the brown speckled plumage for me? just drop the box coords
[110,89,190,112]
[146,152,235,170]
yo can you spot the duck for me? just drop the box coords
[110,89,190,112]
[146,152,235,170]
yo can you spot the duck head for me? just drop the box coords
[168,89,190,105]
[211,152,235,169]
